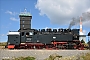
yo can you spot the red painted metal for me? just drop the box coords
[25,43,43,45]
[17,41,84,50]
[52,41,67,44]
[8,45,15,49]
[20,43,44,49]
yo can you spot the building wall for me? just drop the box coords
[20,16,32,29]
[79,35,86,43]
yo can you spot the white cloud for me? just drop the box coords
[86,8,90,12]
[35,0,90,27]
[5,10,18,16]
[5,10,12,15]
[5,10,19,22]
[0,34,6,36]
[10,17,19,21]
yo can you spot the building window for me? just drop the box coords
[23,20,25,23]
[23,25,24,27]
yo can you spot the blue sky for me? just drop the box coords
[0,0,90,42]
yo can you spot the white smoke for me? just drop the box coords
[35,0,90,27]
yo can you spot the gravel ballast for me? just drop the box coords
[0,49,90,60]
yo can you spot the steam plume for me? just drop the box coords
[69,12,90,29]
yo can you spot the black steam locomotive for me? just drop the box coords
[7,10,84,49]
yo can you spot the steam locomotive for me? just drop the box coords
[7,10,84,49]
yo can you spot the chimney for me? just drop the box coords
[80,17,83,35]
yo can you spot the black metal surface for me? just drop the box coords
[8,29,80,45]
[8,35,20,45]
